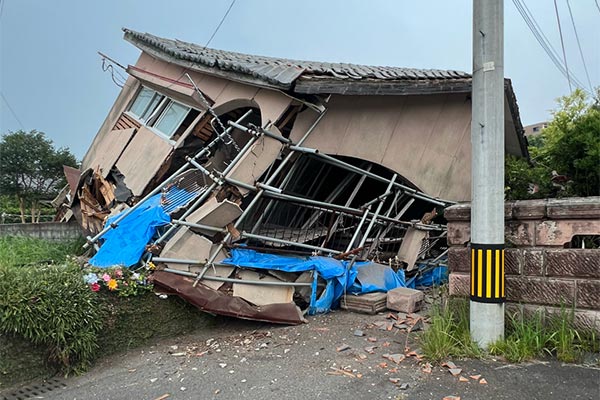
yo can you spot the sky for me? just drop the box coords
[1,0,598,159]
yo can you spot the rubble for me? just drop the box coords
[386,287,425,313]
[54,28,525,324]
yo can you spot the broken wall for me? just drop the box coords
[289,93,520,202]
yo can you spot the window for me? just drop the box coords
[127,86,194,139]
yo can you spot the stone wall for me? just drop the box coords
[445,197,600,331]
[0,221,82,241]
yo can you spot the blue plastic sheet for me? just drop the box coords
[222,248,406,314]
[406,261,449,289]
[89,194,170,268]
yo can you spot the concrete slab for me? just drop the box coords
[397,227,428,271]
[233,270,294,306]
[185,197,242,235]
[224,128,284,194]
[86,128,136,178]
[115,126,173,196]
[161,227,213,271]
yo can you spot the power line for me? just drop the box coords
[511,0,588,93]
[0,92,25,131]
[203,0,237,51]
[596,0,600,15]
[166,0,237,90]
[566,0,594,93]
[520,0,587,90]
[553,0,572,92]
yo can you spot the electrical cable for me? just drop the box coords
[165,0,237,90]
[553,0,572,92]
[512,0,588,92]
[520,0,587,90]
[0,91,26,130]
[566,0,594,93]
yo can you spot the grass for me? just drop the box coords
[0,236,85,267]
[421,296,481,362]
[489,307,599,363]
[0,236,214,390]
[421,290,599,364]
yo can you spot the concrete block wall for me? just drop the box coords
[0,221,82,241]
[445,197,600,331]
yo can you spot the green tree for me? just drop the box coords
[537,89,600,197]
[506,89,600,200]
[0,130,78,223]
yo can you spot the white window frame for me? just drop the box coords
[125,85,195,142]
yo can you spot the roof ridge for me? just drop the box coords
[122,28,470,90]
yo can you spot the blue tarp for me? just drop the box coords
[406,261,449,289]
[222,248,406,314]
[89,194,170,268]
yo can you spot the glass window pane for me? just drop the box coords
[128,87,154,117]
[154,102,190,137]
[140,94,164,122]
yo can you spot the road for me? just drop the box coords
[3,311,599,400]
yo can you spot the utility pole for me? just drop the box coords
[470,0,505,347]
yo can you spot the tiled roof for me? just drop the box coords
[123,29,470,91]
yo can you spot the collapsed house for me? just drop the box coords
[57,29,528,324]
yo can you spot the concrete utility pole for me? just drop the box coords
[470,0,505,347]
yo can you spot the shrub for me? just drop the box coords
[0,262,103,374]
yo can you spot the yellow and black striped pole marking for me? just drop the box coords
[470,243,505,303]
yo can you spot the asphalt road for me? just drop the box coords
[4,311,599,400]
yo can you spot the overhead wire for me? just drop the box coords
[165,0,237,91]
[565,0,594,93]
[511,0,589,93]
[553,0,572,92]
[0,92,26,130]
[101,57,126,88]
[520,0,588,90]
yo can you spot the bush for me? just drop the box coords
[0,263,103,374]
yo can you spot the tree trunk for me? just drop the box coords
[31,201,37,223]
[18,196,26,223]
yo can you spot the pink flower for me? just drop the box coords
[115,269,123,278]
[102,273,111,282]
[90,283,100,292]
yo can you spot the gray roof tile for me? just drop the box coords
[123,29,470,91]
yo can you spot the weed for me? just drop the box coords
[421,296,481,362]
[489,311,550,362]
[489,306,599,363]
[422,291,599,364]
[0,236,85,267]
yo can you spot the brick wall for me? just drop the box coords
[445,197,600,332]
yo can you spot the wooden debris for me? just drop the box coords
[458,376,469,382]
[479,378,488,384]
[469,374,481,380]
